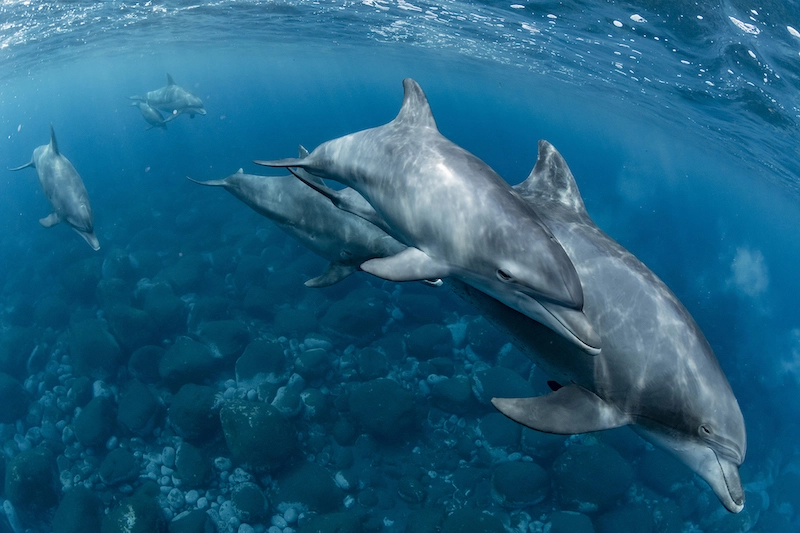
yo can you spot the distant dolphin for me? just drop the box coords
[130,101,174,130]
[255,78,600,356]
[463,141,745,513]
[186,151,404,287]
[130,74,206,119]
[9,125,100,251]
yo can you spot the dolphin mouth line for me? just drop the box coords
[716,452,741,507]
[537,298,601,355]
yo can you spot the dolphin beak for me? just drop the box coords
[710,455,745,513]
[538,300,601,355]
[77,230,101,251]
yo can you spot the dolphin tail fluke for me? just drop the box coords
[491,384,630,434]
[39,213,60,228]
[8,160,34,171]
[167,73,175,85]
[185,176,226,187]
[305,262,359,288]
[49,123,59,155]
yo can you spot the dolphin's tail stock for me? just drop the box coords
[8,160,34,171]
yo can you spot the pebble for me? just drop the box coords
[283,508,298,524]
[247,389,258,401]
[105,436,118,450]
[239,525,255,533]
[268,527,282,533]
[168,488,184,509]
[214,457,233,471]
[161,465,174,476]
[344,495,355,508]
[185,489,199,505]
[230,467,252,484]
[162,446,176,468]
[197,497,209,509]
[271,515,288,528]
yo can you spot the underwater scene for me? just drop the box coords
[2,0,800,532]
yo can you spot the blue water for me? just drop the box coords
[1,1,800,532]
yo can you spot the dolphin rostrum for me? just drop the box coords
[466,140,745,513]
[9,125,100,251]
[186,151,404,287]
[130,73,206,119]
[254,78,601,355]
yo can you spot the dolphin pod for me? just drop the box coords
[9,124,100,251]
[255,79,602,356]
[130,73,206,122]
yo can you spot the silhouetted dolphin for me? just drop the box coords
[130,101,173,130]
[186,154,403,287]
[9,125,100,251]
[255,79,600,355]
[130,74,206,119]
[463,141,744,513]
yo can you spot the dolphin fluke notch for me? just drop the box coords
[394,78,437,130]
[49,124,59,155]
[492,384,630,434]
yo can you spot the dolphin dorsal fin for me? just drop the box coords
[236,168,244,174]
[49,124,59,155]
[515,140,586,217]
[166,73,175,85]
[393,78,437,130]
[298,145,310,158]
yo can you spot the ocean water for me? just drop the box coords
[1,0,800,532]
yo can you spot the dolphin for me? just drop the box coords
[254,78,601,356]
[186,152,405,287]
[130,74,206,119]
[130,101,174,130]
[9,125,100,251]
[458,140,744,513]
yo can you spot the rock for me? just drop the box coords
[4,447,59,517]
[159,337,215,388]
[320,295,388,346]
[141,282,187,335]
[596,505,653,533]
[60,257,102,301]
[220,401,295,472]
[298,511,362,533]
[356,347,388,381]
[428,357,455,377]
[128,345,164,384]
[294,348,330,381]
[168,509,214,533]
[98,448,138,485]
[102,247,134,281]
[231,482,269,521]
[441,509,504,533]
[397,476,426,504]
[74,396,117,448]
[431,375,474,415]
[242,286,273,319]
[53,486,102,533]
[235,340,286,382]
[174,442,210,489]
[552,441,634,512]
[637,447,693,495]
[0,373,30,424]
[332,419,357,446]
[301,388,328,421]
[406,324,452,361]
[348,378,416,439]
[118,379,163,435]
[520,427,567,462]
[396,293,443,324]
[196,320,250,361]
[96,278,131,311]
[547,511,595,533]
[69,320,122,379]
[169,384,221,443]
[275,463,342,514]
[68,376,94,408]
[273,308,318,339]
[0,326,35,378]
[471,366,534,405]
[479,412,521,448]
[102,481,164,533]
[466,317,506,359]
[405,508,444,533]
[157,254,206,295]
[33,296,70,328]
[490,461,549,508]
[128,249,161,279]
[190,296,231,326]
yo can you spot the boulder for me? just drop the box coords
[69,320,122,379]
[231,482,269,522]
[490,461,549,508]
[471,366,534,405]
[235,339,286,382]
[294,348,330,381]
[102,481,164,533]
[142,282,187,335]
[320,295,388,346]
[169,384,221,443]
[159,337,215,388]
[441,509,504,533]
[73,396,117,448]
[0,373,30,424]
[4,447,59,517]
[348,379,416,439]
[479,413,521,448]
[196,320,250,361]
[168,509,215,533]
[275,463,342,513]
[273,308,318,339]
[596,505,653,533]
[117,379,162,435]
[431,375,474,415]
[406,324,452,361]
[298,511,362,533]
[547,511,595,533]
[127,345,164,384]
[98,448,138,485]
[466,317,506,359]
[0,326,35,378]
[173,442,210,489]
[53,486,102,533]
[220,401,296,472]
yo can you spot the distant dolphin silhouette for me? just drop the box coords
[255,78,600,356]
[468,140,745,513]
[9,125,100,251]
[130,74,206,119]
[186,148,404,287]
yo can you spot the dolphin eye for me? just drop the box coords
[699,424,713,437]
[496,269,512,282]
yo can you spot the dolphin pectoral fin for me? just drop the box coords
[491,384,630,434]
[8,161,34,171]
[254,157,308,169]
[305,262,359,288]
[361,247,450,282]
[39,213,61,228]
[539,301,602,355]
[186,176,226,187]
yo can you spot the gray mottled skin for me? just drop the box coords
[460,140,744,513]
[255,78,600,356]
[130,74,206,119]
[9,125,100,251]
[187,166,404,287]
[130,101,174,130]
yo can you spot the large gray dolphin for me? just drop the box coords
[130,74,206,119]
[9,125,100,251]
[254,78,601,356]
[465,140,744,513]
[186,156,404,287]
